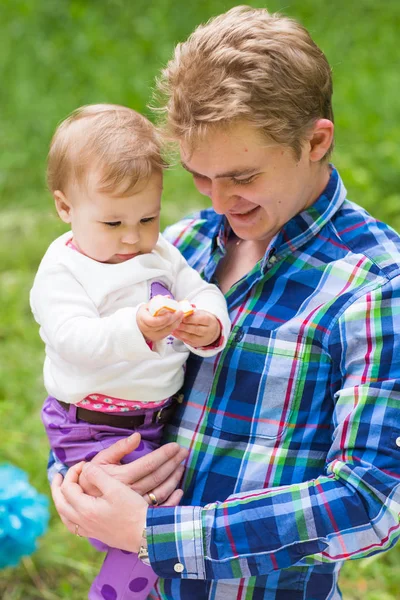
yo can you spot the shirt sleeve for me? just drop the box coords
[146,278,400,579]
[168,242,231,358]
[30,265,158,368]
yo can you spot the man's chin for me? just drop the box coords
[227,206,264,231]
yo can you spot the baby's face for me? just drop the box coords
[61,170,162,263]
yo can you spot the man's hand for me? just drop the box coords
[52,457,185,550]
[79,433,188,505]
[52,463,148,552]
[137,303,183,342]
[173,310,221,348]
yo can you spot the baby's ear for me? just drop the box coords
[53,190,72,223]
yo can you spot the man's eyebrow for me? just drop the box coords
[181,162,259,179]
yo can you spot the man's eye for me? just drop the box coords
[232,176,255,186]
[140,217,156,224]
[104,221,121,227]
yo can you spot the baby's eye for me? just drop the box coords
[140,217,156,224]
[104,221,121,227]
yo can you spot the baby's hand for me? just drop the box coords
[172,310,221,348]
[137,302,183,342]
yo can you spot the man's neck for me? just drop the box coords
[304,162,332,210]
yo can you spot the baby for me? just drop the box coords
[30,104,230,600]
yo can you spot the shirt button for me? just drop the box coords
[396,436,400,448]
[269,255,277,264]
[233,330,244,343]
[174,563,185,573]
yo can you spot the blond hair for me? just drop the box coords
[47,104,165,196]
[156,6,334,159]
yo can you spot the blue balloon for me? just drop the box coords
[0,464,49,569]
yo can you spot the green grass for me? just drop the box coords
[1,1,400,598]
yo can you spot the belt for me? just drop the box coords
[57,393,183,429]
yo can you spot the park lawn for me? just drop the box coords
[1,1,400,598]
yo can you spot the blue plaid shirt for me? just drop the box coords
[48,168,400,599]
[145,168,400,599]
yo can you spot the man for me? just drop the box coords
[52,7,400,599]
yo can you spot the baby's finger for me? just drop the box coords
[173,332,201,347]
[154,316,184,337]
[143,310,183,331]
[174,322,205,335]
[182,310,210,325]
[139,310,167,328]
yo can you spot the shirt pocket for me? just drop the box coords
[208,326,305,440]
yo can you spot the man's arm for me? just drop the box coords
[146,279,400,579]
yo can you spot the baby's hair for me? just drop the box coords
[156,6,333,159]
[47,104,166,197]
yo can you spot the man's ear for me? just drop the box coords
[53,190,72,223]
[308,119,334,162]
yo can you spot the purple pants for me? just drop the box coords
[42,396,164,600]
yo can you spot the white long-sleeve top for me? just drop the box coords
[30,231,230,405]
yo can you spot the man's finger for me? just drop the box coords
[142,465,185,505]
[92,433,142,466]
[51,473,84,525]
[52,473,64,488]
[79,463,124,500]
[132,454,186,497]
[161,488,184,507]
[50,473,64,509]
[116,442,185,485]
[61,461,85,489]
[60,514,89,538]
[79,471,102,497]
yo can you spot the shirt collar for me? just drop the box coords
[212,166,347,263]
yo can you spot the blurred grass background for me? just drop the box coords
[1,1,400,598]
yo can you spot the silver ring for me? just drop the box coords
[147,492,159,506]
[75,523,82,537]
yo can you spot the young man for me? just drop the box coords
[52,7,400,599]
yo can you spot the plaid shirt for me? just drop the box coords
[146,168,400,600]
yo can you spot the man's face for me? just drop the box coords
[56,170,162,264]
[180,121,329,245]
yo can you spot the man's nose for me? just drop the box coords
[210,181,231,215]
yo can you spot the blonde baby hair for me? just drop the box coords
[47,104,165,197]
